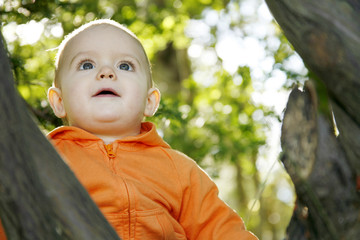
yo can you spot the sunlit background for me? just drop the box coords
[1,0,309,239]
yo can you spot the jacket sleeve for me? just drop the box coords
[170,150,258,240]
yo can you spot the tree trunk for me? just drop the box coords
[0,32,120,239]
[265,0,360,239]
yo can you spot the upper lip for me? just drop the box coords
[93,88,120,97]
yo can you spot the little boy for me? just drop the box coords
[1,19,258,240]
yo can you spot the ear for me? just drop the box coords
[48,87,67,118]
[144,88,161,117]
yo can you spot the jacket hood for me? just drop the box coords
[48,122,170,149]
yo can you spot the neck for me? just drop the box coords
[95,130,141,144]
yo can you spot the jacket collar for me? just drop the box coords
[48,122,170,149]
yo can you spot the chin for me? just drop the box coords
[92,112,122,122]
[95,117,120,123]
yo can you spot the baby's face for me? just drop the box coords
[54,25,156,138]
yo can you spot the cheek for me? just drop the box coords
[125,79,148,96]
[134,88,149,105]
[62,88,84,112]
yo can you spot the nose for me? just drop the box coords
[97,66,117,80]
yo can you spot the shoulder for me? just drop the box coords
[160,148,213,187]
[161,148,199,169]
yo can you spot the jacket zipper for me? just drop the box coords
[104,144,116,158]
[104,143,133,238]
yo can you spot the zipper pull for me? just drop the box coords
[105,144,116,158]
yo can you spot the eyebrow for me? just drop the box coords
[69,51,143,68]
[69,51,96,67]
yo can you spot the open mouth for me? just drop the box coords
[93,88,120,97]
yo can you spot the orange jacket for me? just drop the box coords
[0,122,257,240]
[0,226,5,240]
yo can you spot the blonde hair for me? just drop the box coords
[54,19,153,87]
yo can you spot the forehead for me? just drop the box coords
[61,24,147,64]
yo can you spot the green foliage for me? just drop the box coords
[153,67,267,165]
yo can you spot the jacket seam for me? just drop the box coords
[159,148,183,220]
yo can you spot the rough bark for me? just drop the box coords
[281,84,359,239]
[0,32,120,239]
[265,0,360,239]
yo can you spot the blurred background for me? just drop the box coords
[0,0,309,239]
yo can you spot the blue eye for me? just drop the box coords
[118,63,133,71]
[79,62,94,70]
